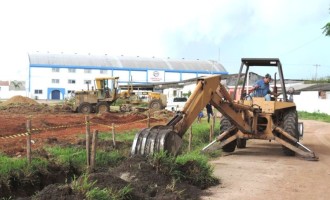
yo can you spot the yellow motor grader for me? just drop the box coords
[131,58,318,161]
[73,77,120,114]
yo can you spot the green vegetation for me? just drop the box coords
[149,151,219,189]
[85,184,132,200]
[98,129,137,142]
[298,111,330,123]
[304,78,330,84]
[0,154,47,180]
[0,115,219,199]
[176,152,219,188]
[181,117,220,153]
[322,7,330,36]
[71,174,133,200]
[46,146,125,169]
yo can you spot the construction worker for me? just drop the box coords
[249,73,278,101]
[206,103,213,123]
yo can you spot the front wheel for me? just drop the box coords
[220,117,237,152]
[96,102,109,113]
[78,102,92,114]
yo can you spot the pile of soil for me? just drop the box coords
[0,96,73,114]
[1,95,38,106]
[32,157,205,200]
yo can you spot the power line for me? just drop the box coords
[280,35,323,57]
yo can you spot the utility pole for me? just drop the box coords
[313,64,320,80]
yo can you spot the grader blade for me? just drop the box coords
[131,125,183,156]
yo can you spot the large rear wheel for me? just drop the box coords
[220,117,237,152]
[78,102,92,114]
[149,99,162,110]
[281,109,299,156]
[96,102,110,113]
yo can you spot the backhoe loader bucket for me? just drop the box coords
[131,125,183,156]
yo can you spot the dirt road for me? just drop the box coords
[201,120,330,200]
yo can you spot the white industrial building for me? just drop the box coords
[27,52,228,100]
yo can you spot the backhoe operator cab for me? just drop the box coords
[131,58,318,161]
[73,77,119,114]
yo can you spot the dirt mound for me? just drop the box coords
[33,157,203,200]
[2,95,38,106]
[91,112,147,124]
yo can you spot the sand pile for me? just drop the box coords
[2,95,39,106]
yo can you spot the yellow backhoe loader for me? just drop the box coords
[131,58,318,161]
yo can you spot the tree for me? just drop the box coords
[322,23,330,36]
[323,8,330,36]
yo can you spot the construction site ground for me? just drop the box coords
[201,119,330,200]
[1,96,330,199]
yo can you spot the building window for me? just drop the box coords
[68,79,76,84]
[52,68,60,72]
[84,80,91,84]
[84,69,91,74]
[68,68,76,73]
[34,89,43,94]
[52,79,60,84]
[100,70,107,74]
[68,90,75,94]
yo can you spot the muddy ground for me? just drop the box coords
[0,97,169,156]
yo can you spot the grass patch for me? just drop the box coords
[0,154,48,180]
[98,129,138,142]
[71,173,133,200]
[298,111,330,123]
[45,146,124,169]
[175,151,219,188]
[181,118,220,154]
[149,151,219,189]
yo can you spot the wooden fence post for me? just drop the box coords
[209,115,214,142]
[26,119,31,164]
[147,110,150,128]
[112,123,116,148]
[90,130,98,172]
[85,116,91,167]
[188,126,193,152]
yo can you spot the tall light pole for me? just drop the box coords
[313,64,320,80]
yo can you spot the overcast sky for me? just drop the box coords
[0,0,329,80]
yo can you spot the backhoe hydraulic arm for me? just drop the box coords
[131,75,254,156]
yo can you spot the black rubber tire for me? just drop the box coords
[149,99,162,110]
[236,138,247,148]
[220,117,237,152]
[78,102,92,114]
[281,109,299,156]
[96,102,110,113]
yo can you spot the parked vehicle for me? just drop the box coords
[165,97,187,111]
